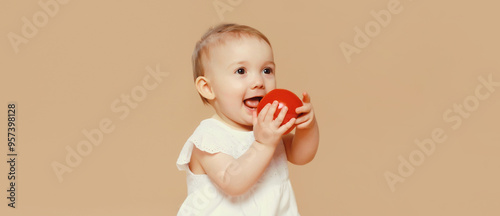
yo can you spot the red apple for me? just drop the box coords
[257,89,303,134]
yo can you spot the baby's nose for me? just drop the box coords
[251,74,264,89]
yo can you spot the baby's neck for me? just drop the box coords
[212,114,253,132]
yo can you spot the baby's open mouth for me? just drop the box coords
[243,96,263,110]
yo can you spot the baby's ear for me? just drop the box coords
[195,76,215,101]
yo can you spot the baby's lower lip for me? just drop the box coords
[244,103,256,111]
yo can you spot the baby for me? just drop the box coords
[176,23,319,215]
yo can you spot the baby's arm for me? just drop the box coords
[193,101,296,196]
[193,140,275,196]
[283,92,319,165]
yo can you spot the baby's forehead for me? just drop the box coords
[208,34,264,50]
[203,34,270,59]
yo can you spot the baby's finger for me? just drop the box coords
[278,118,296,134]
[295,103,312,114]
[302,92,311,103]
[252,110,258,125]
[264,101,279,122]
[273,106,288,126]
[258,103,271,122]
[294,114,310,125]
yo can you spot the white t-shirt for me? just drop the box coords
[176,118,300,216]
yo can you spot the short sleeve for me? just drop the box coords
[176,119,244,171]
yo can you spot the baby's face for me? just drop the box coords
[204,36,276,131]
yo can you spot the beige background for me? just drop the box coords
[1,0,499,215]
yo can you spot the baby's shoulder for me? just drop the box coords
[187,118,253,157]
[188,119,235,154]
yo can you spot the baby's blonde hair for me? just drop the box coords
[192,23,272,104]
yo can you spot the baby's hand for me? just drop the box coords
[294,92,316,130]
[253,101,296,147]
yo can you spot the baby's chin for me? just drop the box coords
[239,119,254,131]
[235,117,254,131]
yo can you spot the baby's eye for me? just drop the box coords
[235,68,246,75]
[262,68,273,74]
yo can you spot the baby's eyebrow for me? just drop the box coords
[263,61,276,67]
[226,60,276,69]
[227,61,249,69]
